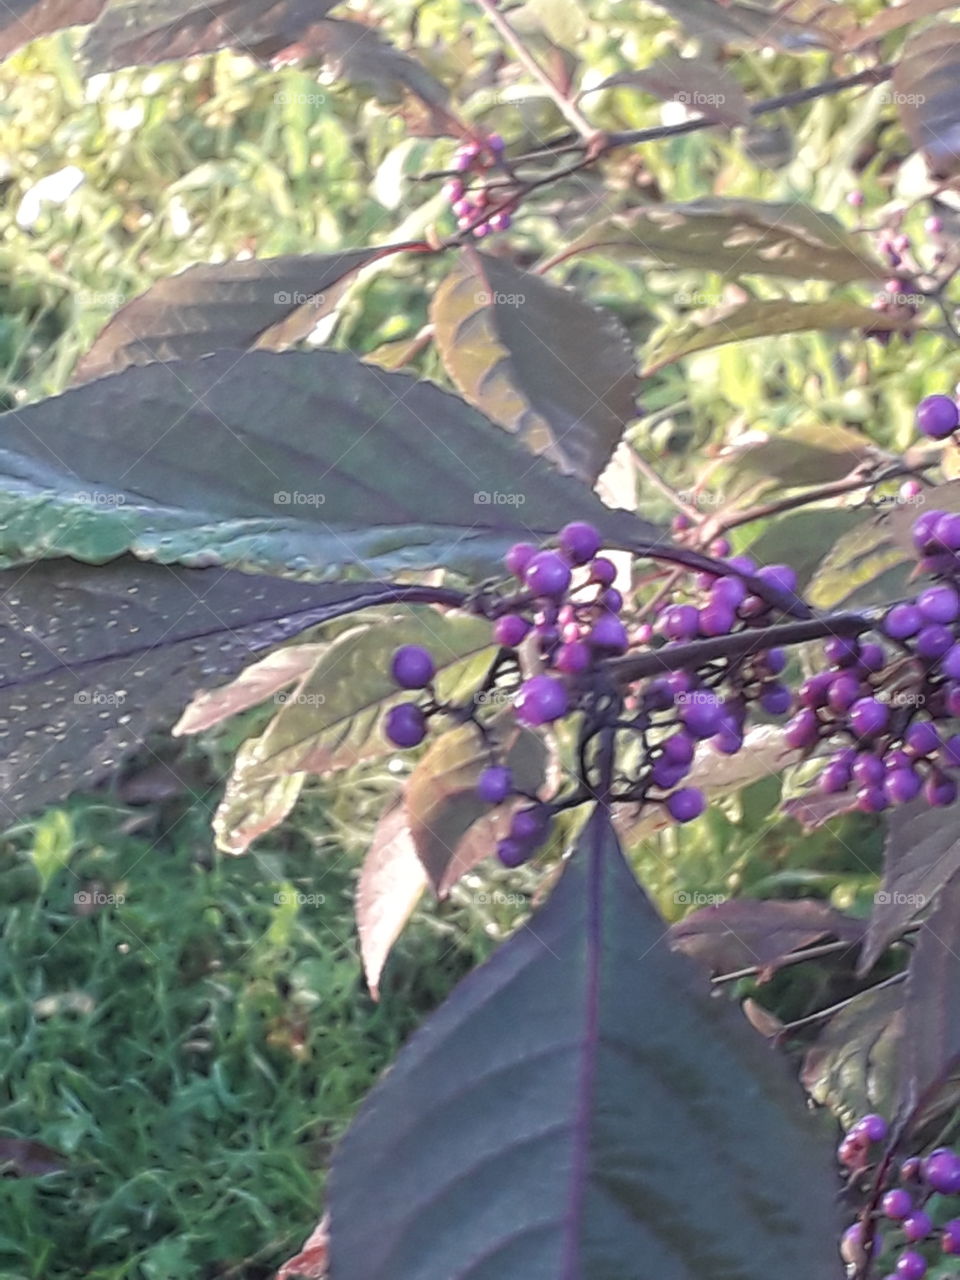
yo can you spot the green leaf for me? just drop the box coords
[643,0,834,49]
[801,984,905,1133]
[844,0,960,50]
[745,507,866,590]
[0,350,655,577]
[588,55,751,127]
[0,557,405,820]
[212,741,306,857]
[893,23,960,178]
[431,249,640,484]
[522,0,585,46]
[0,0,104,60]
[901,871,960,1117]
[72,249,388,384]
[404,718,548,892]
[30,810,75,890]
[329,810,843,1279]
[173,643,328,736]
[721,422,884,501]
[643,297,917,373]
[806,514,912,613]
[557,198,884,283]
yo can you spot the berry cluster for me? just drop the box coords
[381,522,810,868]
[846,195,945,344]
[441,136,514,238]
[785,517,960,812]
[839,1115,960,1278]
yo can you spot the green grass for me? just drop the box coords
[0,781,520,1279]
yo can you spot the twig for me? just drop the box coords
[629,446,702,522]
[776,972,906,1038]
[471,0,600,142]
[711,938,861,985]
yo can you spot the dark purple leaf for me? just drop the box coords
[0,559,456,821]
[893,23,960,178]
[329,810,843,1279]
[0,0,103,60]
[669,898,866,978]
[900,871,960,1118]
[0,1137,67,1177]
[860,801,960,975]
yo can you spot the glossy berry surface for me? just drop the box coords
[916,393,960,439]
[665,787,705,822]
[903,1212,933,1242]
[559,521,601,565]
[924,1147,960,1194]
[477,766,512,805]
[390,645,435,689]
[384,703,426,748]
[524,551,572,598]
[514,675,568,726]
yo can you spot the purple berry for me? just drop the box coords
[882,1189,913,1220]
[600,587,623,613]
[666,787,705,822]
[488,211,512,232]
[917,624,953,660]
[589,557,617,587]
[756,563,799,595]
[514,674,568,726]
[825,637,861,667]
[663,732,696,765]
[662,604,699,641]
[390,644,435,689]
[820,761,852,794]
[680,694,724,739]
[906,721,941,756]
[895,1250,927,1279]
[859,642,887,673]
[801,671,834,709]
[712,575,748,608]
[828,673,863,713]
[850,697,891,739]
[555,640,592,674]
[588,613,628,653]
[761,647,787,675]
[853,1114,889,1143]
[505,542,537,578]
[760,683,792,715]
[477,765,512,805]
[901,1157,922,1183]
[857,785,889,812]
[924,1147,960,1193]
[785,709,820,749]
[559,521,601,565]
[652,757,689,790]
[943,1219,960,1254]
[709,536,731,557]
[925,771,958,807]
[904,1211,933,1242]
[384,703,426,748]
[919,584,960,623]
[935,513,960,550]
[442,179,464,202]
[725,555,757,575]
[494,613,532,647]
[853,753,886,787]
[885,767,922,805]
[510,806,549,843]
[884,603,922,640]
[524,551,572,598]
[698,602,735,637]
[942,644,960,680]
[916,394,960,439]
[496,837,530,868]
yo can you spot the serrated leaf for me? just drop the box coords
[0,350,654,577]
[900,871,960,1117]
[173,643,327,736]
[860,801,960,974]
[72,250,386,384]
[404,718,548,892]
[81,0,338,71]
[801,983,905,1132]
[590,55,751,127]
[430,249,639,484]
[643,297,916,373]
[223,610,493,793]
[557,198,884,283]
[0,0,104,59]
[213,742,306,856]
[0,558,404,821]
[893,23,960,177]
[669,898,865,978]
[329,810,843,1279]
[356,805,428,1000]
